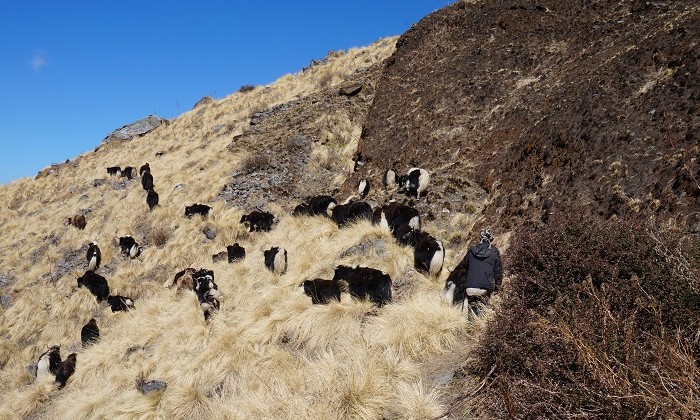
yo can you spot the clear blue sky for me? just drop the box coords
[0,1,453,184]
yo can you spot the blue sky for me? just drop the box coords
[0,1,453,184]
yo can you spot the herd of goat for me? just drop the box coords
[37,164,468,390]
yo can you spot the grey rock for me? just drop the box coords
[288,135,310,149]
[250,112,265,126]
[338,238,388,259]
[193,96,213,109]
[103,115,166,144]
[338,84,363,97]
[174,183,186,190]
[110,180,127,190]
[27,364,37,377]
[140,379,167,394]
[0,274,13,289]
[434,371,456,387]
[0,294,11,308]
[203,226,217,240]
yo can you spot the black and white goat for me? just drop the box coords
[193,269,220,320]
[292,195,337,217]
[301,279,341,305]
[107,295,135,312]
[118,236,142,258]
[373,201,421,232]
[86,242,101,271]
[327,200,373,227]
[332,265,392,307]
[264,246,288,275]
[240,211,275,232]
[36,345,61,382]
[398,168,430,198]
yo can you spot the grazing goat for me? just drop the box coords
[398,167,430,198]
[227,243,246,263]
[185,203,211,217]
[55,353,77,388]
[36,345,61,381]
[264,247,287,275]
[413,231,444,277]
[443,269,468,306]
[193,269,219,320]
[383,169,396,187]
[139,163,150,176]
[87,242,101,271]
[107,166,121,177]
[292,195,337,217]
[373,201,420,231]
[327,201,372,227]
[332,265,392,306]
[107,295,135,312]
[168,268,195,290]
[240,211,274,232]
[141,171,154,191]
[302,279,341,305]
[118,236,142,258]
[68,214,86,230]
[122,166,136,180]
[77,271,110,302]
[146,189,159,210]
[81,319,99,347]
[358,179,370,199]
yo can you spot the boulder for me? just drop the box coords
[202,226,217,240]
[338,83,363,97]
[102,115,167,144]
[193,96,213,109]
[139,379,167,394]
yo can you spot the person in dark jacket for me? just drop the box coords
[454,228,503,315]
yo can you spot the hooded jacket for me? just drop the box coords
[455,241,503,292]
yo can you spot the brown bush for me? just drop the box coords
[238,85,256,93]
[240,154,270,174]
[148,226,172,248]
[472,210,700,418]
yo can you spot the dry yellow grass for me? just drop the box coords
[0,37,487,419]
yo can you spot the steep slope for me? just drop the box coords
[0,39,484,419]
[354,0,699,231]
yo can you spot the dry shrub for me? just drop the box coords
[473,210,700,418]
[240,154,270,174]
[238,85,256,93]
[148,225,172,248]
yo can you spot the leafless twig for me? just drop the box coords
[431,364,498,420]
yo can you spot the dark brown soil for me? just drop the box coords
[354,0,700,233]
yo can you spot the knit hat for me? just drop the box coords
[480,228,494,243]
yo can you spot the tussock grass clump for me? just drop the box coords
[473,210,700,418]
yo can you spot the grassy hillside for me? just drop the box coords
[0,38,494,419]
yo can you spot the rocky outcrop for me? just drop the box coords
[218,62,384,210]
[102,115,168,144]
[193,96,213,109]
